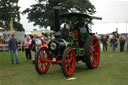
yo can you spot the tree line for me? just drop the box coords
[0,0,95,31]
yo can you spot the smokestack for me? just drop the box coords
[53,6,61,32]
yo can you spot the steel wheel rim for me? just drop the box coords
[90,38,100,67]
[64,49,76,76]
[37,48,50,73]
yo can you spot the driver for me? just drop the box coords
[60,21,72,39]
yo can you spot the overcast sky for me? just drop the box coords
[90,0,128,34]
[18,0,39,32]
[91,0,128,23]
[19,0,128,34]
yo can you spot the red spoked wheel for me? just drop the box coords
[35,47,50,74]
[90,37,100,67]
[84,36,100,69]
[62,48,76,77]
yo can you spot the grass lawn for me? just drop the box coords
[0,44,128,85]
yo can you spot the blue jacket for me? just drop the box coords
[8,39,18,51]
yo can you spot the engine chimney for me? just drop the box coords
[53,6,61,32]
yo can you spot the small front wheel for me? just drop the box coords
[62,48,76,77]
[35,47,50,74]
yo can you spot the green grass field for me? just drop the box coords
[0,44,128,85]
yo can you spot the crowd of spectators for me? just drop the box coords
[99,33,128,52]
[24,34,52,64]
[6,33,52,64]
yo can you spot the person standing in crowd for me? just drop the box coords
[35,36,42,52]
[110,35,117,52]
[119,34,125,52]
[40,36,45,47]
[101,35,108,52]
[30,35,36,64]
[0,36,2,44]
[8,34,19,64]
[24,36,31,60]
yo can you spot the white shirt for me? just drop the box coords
[35,38,41,45]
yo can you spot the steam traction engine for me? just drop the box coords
[35,9,102,77]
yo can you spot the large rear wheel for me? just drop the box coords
[84,36,100,69]
[35,47,50,74]
[62,48,76,77]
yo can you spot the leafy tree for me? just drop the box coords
[14,22,25,31]
[23,0,95,29]
[0,0,24,31]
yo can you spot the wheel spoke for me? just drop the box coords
[69,56,73,62]
[65,60,68,65]
[91,56,94,63]
[90,48,93,55]
[90,51,94,57]
[68,63,72,72]
[44,62,47,68]
[93,59,97,64]
[90,46,94,53]
[40,66,42,71]
[65,63,68,72]
[40,64,43,70]
[93,43,97,48]
[66,54,70,60]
